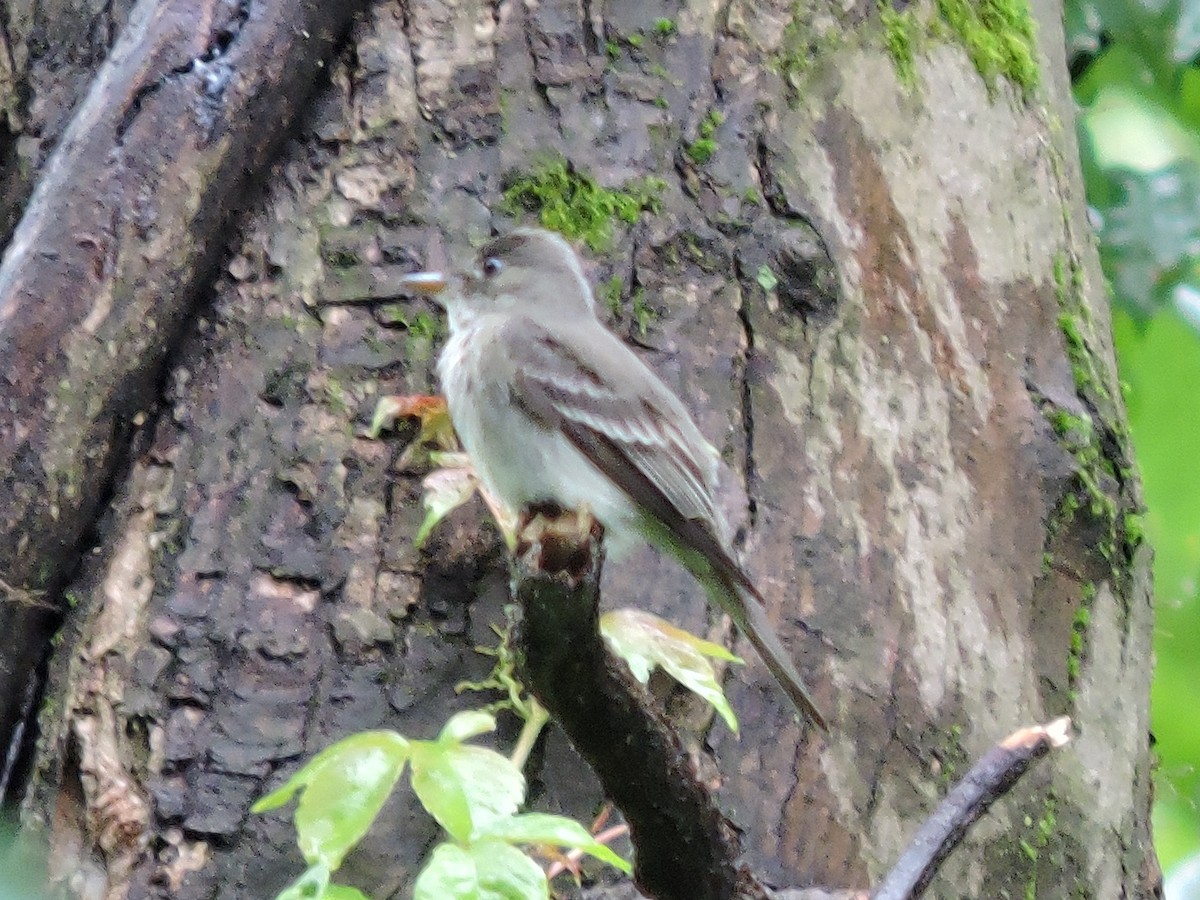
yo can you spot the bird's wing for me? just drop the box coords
[504,316,735,563]
[503,317,827,729]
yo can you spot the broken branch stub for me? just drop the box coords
[512,508,756,900]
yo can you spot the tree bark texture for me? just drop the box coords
[0,0,369,800]
[6,0,1157,898]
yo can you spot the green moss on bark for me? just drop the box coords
[501,159,664,251]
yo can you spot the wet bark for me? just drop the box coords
[4,0,1159,898]
[0,0,369,799]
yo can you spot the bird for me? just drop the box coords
[398,227,825,730]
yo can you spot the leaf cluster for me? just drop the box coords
[254,713,629,900]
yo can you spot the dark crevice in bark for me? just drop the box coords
[115,3,249,142]
[397,0,419,97]
[486,0,502,33]
[707,4,725,105]
[579,0,600,57]
[1,403,146,809]
[753,131,821,230]
[861,685,903,825]
[0,672,42,802]
[529,75,559,123]
[735,292,759,530]
[99,0,119,47]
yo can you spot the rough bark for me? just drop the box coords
[0,0,369,794]
[7,0,1157,898]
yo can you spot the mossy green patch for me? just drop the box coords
[321,377,352,416]
[631,289,657,336]
[323,247,360,268]
[1041,250,1143,699]
[880,2,920,86]
[773,7,845,101]
[933,723,969,793]
[405,310,441,342]
[1036,403,1131,673]
[653,18,676,38]
[757,265,779,292]
[935,0,1039,95]
[1066,584,1094,685]
[873,0,1039,95]
[1053,254,1109,401]
[1019,794,1058,900]
[501,159,665,251]
[599,275,657,335]
[685,138,716,166]
[599,275,624,317]
[1043,253,1132,573]
[1123,510,1145,549]
[375,305,443,343]
[1047,409,1119,559]
[685,109,724,166]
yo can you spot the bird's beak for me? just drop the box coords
[398,271,448,298]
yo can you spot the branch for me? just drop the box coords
[872,717,1072,900]
[513,509,758,900]
[513,509,1072,900]
[0,0,368,780]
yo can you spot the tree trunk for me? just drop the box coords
[4,0,1158,898]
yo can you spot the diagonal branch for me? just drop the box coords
[872,717,1072,900]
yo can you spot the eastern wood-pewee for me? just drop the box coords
[400,228,825,729]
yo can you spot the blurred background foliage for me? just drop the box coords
[1066,0,1200,893]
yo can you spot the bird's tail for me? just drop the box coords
[713,575,827,731]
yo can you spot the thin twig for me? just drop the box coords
[546,823,630,882]
[509,699,551,772]
[0,578,53,610]
[872,717,1073,900]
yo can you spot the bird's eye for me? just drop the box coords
[481,257,503,278]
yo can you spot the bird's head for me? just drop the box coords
[399,228,596,328]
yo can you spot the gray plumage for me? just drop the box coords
[407,227,825,729]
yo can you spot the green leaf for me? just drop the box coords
[321,886,372,900]
[275,863,330,900]
[415,465,479,548]
[253,731,410,870]
[469,839,549,900]
[253,731,409,814]
[476,812,631,874]
[414,839,550,900]
[367,396,408,439]
[414,843,478,900]
[1082,82,1197,170]
[437,710,498,744]
[600,609,742,732]
[756,265,778,292]
[410,742,525,843]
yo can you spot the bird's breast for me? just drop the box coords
[436,320,640,540]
